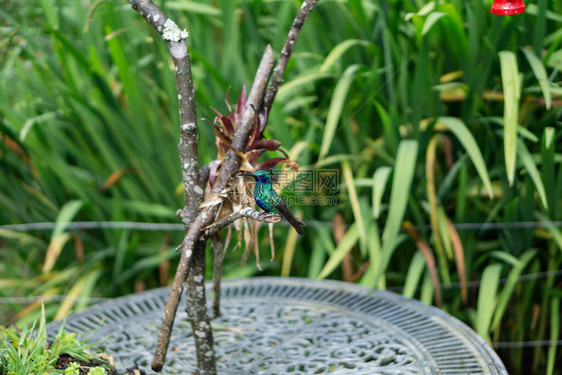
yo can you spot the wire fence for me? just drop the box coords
[2,219,562,232]
[2,269,560,306]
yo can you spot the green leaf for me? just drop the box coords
[342,160,366,248]
[122,201,177,219]
[491,250,536,335]
[517,140,548,209]
[319,40,371,73]
[52,200,84,239]
[438,117,494,199]
[547,296,560,375]
[536,212,562,253]
[277,72,333,103]
[499,51,521,186]
[317,223,359,279]
[359,222,384,288]
[522,48,552,110]
[372,140,418,286]
[475,263,503,343]
[318,65,361,161]
[421,12,446,36]
[382,140,418,243]
[165,1,221,17]
[402,252,426,298]
[372,167,392,219]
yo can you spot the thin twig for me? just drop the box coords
[203,207,281,238]
[263,0,320,112]
[211,234,224,318]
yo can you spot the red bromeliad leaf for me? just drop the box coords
[256,157,288,171]
[225,86,233,114]
[247,139,281,152]
[211,107,222,118]
[247,149,266,164]
[232,86,246,124]
[246,107,261,149]
[213,125,232,148]
[213,125,247,160]
[221,116,235,134]
[285,159,300,171]
[210,106,235,135]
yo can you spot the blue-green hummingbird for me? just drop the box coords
[241,170,305,236]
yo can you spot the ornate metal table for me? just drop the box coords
[47,277,507,374]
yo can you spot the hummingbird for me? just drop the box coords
[241,170,305,236]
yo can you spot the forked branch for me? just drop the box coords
[127,1,319,373]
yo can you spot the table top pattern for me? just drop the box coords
[47,277,507,375]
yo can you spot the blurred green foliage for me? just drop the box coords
[1,0,561,373]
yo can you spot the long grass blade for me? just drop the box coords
[319,40,371,74]
[438,117,494,198]
[421,12,446,36]
[342,160,366,248]
[547,296,560,375]
[373,140,418,286]
[426,135,445,261]
[521,48,552,110]
[517,140,548,209]
[402,251,425,298]
[51,200,84,239]
[499,51,521,186]
[281,211,302,277]
[403,222,441,307]
[491,250,536,340]
[475,263,503,343]
[371,166,392,219]
[318,64,361,161]
[317,223,359,279]
[447,218,467,304]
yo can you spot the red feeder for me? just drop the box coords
[491,0,525,15]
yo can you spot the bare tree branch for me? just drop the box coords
[128,0,202,225]
[186,242,215,374]
[152,233,196,371]
[263,0,319,112]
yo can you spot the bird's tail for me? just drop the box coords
[276,203,305,236]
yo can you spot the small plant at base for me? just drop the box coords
[64,362,108,375]
[88,367,108,375]
[1,304,113,374]
[64,362,81,375]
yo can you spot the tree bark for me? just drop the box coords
[186,241,215,374]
